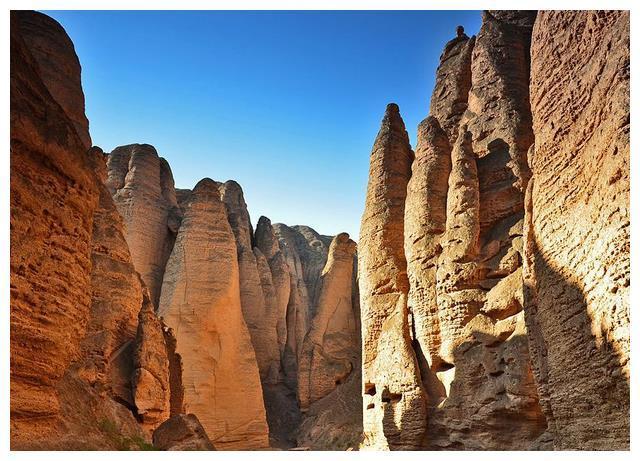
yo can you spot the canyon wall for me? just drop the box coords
[10,8,629,452]
[524,10,630,450]
[10,10,360,450]
[359,10,629,451]
[157,178,269,450]
[10,11,166,449]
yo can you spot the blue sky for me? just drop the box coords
[45,10,481,239]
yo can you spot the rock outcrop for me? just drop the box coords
[132,292,170,431]
[106,144,181,308]
[10,11,164,449]
[359,103,426,450]
[298,233,358,410]
[153,414,215,450]
[10,11,101,444]
[525,10,630,450]
[220,181,281,383]
[15,10,91,149]
[361,9,629,452]
[157,178,269,450]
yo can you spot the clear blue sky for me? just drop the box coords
[45,10,481,239]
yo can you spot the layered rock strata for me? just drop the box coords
[524,10,630,450]
[157,178,269,450]
[10,11,165,448]
[362,9,629,452]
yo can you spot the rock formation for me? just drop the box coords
[359,103,426,450]
[220,181,281,383]
[153,414,216,450]
[106,144,181,308]
[361,9,629,452]
[11,8,630,453]
[298,233,358,410]
[157,178,269,450]
[11,11,100,444]
[10,11,165,449]
[15,10,91,149]
[524,10,630,450]
[132,292,170,431]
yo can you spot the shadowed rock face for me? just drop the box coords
[153,414,215,450]
[298,233,358,410]
[106,144,181,308]
[404,11,546,451]
[132,290,170,431]
[359,103,426,451]
[157,178,269,450]
[525,10,629,450]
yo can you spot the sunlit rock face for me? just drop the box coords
[359,103,427,451]
[524,10,630,450]
[16,10,91,149]
[157,178,269,450]
[220,181,282,383]
[362,9,629,452]
[106,144,181,308]
[10,11,164,449]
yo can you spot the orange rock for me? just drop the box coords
[158,178,269,450]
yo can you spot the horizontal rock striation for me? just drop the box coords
[10,11,168,449]
[525,10,630,450]
[362,9,629,452]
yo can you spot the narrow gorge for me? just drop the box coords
[9,9,629,451]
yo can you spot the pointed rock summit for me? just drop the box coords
[359,103,426,450]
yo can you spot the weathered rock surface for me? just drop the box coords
[158,178,269,450]
[11,13,99,443]
[220,181,281,382]
[15,10,91,149]
[296,362,363,450]
[153,414,215,450]
[363,9,629,452]
[359,103,426,450]
[525,10,630,450]
[10,12,158,449]
[298,233,358,410]
[106,143,181,308]
[132,292,170,431]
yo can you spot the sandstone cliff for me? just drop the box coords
[106,144,181,308]
[157,178,270,450]
[298,233,358,410]
[359,103,426,450]
[10,11,166,449]
[524,10,630,450]
[360,9,629,452]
